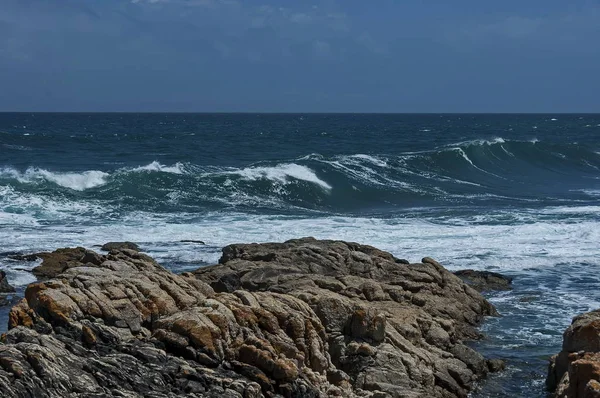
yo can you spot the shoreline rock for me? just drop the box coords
[547,310,600,397]
[0,238,501,397]
[0,271,16,294]
[453,270,513,292]
[101,241,141,252]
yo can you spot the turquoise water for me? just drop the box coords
[1,113,600,396]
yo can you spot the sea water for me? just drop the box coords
[1,113,600,396]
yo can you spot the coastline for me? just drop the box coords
[0,238,504,397]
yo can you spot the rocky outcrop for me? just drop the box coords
[547,310,600,397]
[453,270,513,292]
[0,270,17,307]
[0,238,500,398]
[28,247,106,279]
[101,241,141,252]
[0,271,16,293]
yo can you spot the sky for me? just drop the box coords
[1,0,599,112]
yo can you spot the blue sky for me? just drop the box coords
[1,0,599,112]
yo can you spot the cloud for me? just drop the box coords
[446,5,600,51]
[290,13,312,24]
[313,40,331,58]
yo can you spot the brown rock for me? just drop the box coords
[0,238,498,398]
[547,310,600,397]
[30,247,105,279]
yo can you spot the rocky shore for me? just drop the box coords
[0,238,503,397]
[547,310,600,397]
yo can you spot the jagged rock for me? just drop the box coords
[101,242,141,252]
[547,310,600,397]
[453,270,513,292]
[0,270,16,293]
[195,238,499,396]
[0,238,498,398]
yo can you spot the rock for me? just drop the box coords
[0,270,16,293]
[7,253,40,262]
[180,240,206,245]
[30,247,106,279]
[195,238,498,397]
[0,238,498,398]
[453,270,513,292]
[547,309,600,397]
[101,241,141,252]
[486,358,506,373]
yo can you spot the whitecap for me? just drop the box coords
[131,161,185,174]
[348,154,388,167]
[445,137,506,147]
[224,163,332,190]
[0,167,108,191]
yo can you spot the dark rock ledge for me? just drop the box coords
[453,270,513,292]
[0,238,502,398]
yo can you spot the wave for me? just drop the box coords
[219,163,332,191]
[0,167,108,191]
[1,138,599,214]
[131,161,185,174]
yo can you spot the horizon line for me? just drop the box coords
[1,111,599,115]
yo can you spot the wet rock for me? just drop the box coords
[0,270,16,293]
[486,359,506,373]
[453,270,513,292]
[7,253,40,262]
[101,241,141,252]
[180,240,206,245]
[0,238,498,398]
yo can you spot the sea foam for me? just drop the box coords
[0,167,108,191]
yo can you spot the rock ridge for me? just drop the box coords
[0,238,500,397]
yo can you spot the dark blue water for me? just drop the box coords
[1,113,600,396]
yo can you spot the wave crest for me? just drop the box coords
[223,163,332,190]
[0,167,108,191]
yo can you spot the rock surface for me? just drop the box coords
[28,247,106,279]
[453,270,513,292]
[0,270,16,294]
[547,310,600,397]
[0,238,499,398]
[101,241,141,252]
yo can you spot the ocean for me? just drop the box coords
[1,113,599,396]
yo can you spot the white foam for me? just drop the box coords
[0,186,107,220]
[224,163,332,190]
[0,167,108,191]
[37,169,108,190]
[131,161,185,174]
[445,137,506,147]
[577,189,600,197]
